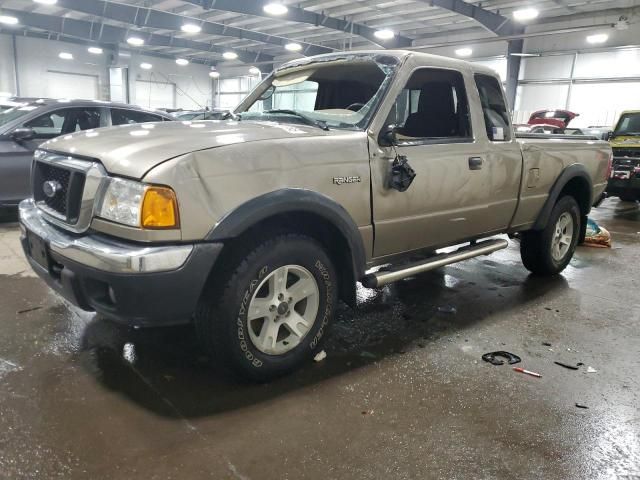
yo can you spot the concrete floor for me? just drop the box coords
[0,199,639,479]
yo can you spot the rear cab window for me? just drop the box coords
[111,108,165,126]
[474,74,512,142]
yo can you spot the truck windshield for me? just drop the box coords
[0,105,38,127]
[236,59,396,130]
[613,112,640,136]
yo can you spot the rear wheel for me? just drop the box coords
[195,234,337,382]
[520,195,581,275]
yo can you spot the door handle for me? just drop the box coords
[468,157,483,170]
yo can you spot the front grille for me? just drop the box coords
[33,161,86,223]
[612,148,640,159]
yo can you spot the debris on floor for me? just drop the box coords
[313,350,327,362]
[482,351,522,365]
[583,218,612,248]
[554,361,584,370]
[16,306,43,314]
[575,403,589,409]
[586,366,598,373]
[542,341,552,347]
[437,305,457,314]
[513,367,542,378]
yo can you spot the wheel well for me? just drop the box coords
[211,211,358,307]
[559,176,591,216]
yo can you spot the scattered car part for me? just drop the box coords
[388,154,416,192]
[482,351,522,366]
[554,361,584,370]
[513,367,542,378]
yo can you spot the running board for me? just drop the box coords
[362,239,509,288]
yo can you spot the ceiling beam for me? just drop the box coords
[420,0,522,36]
[178,0,413,48]
[0,8,273,64]
[53,0,333,57]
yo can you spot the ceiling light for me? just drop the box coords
[0,15,19,25]
[181,23,201,34]
[58,52,73,60]
[586,33,608,44]
[455,47,472,57]
[249,66,261,75]
[223,51,238,60]
[127,36,144,46]
[263,2,288,15]
[209,70,220,78]
[140,62,152,70]
[33,0,58,4]
[513,8,539,21]
[510,52,541,57]
[176,58,189,66]
[88,47,103,54]
[285,42,302,52]
[374,29,395,40]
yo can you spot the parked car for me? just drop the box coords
[0,100,173,208]
[606,110,640,202]
[174,109,230,121]
[19,51,610,381]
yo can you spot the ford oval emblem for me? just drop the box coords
[43,180,62,198]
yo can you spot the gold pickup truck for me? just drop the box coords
[19,51,611,380]
[607,110,640,202]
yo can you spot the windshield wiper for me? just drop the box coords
[265,109,329,131]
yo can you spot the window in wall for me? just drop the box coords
[25,107,101,139]
[387,68,471,141]
[111,108,165,125]
[474,74,511,141]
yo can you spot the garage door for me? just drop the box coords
[47,71,100,100]
[136,80,176,109]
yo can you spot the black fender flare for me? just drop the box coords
[207,188,367,280]
[532,164,593,231]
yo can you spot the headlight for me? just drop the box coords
[98,178,179,229]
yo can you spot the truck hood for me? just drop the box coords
[42,120,333,178]
[611,136,640,148]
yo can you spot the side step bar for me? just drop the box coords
[362,239,509,288]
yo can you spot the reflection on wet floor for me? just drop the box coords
[0,199,639,479]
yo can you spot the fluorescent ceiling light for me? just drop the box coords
[223,51,238,60]
[285,42,302,52]
[249,66,261,75]
[140,62,152,70]
[209,70,220,78]
[586,33,608,44]
[127,36,144,46]
[176,58,189,66]
[181,23,201,34]
[58,52,73,60]
[374,29,395,40]
[33,0,58,4]
[510,52,541,57]
[263,2,288,15]
[0,15,19,25]
[455,47,473,57]
[513,8,539,21]
[88,47,103,54]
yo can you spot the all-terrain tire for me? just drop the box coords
[520,195,581,275]
[195,233,338,382]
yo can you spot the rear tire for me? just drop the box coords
[520,195,581,275]
[195,233,338,382]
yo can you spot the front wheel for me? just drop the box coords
[195,234,338,381]
[520,195,581,275]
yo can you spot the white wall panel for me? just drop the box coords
[568,82,640,127]
[514,84,570,112]
[574,50,640,79]
[135,80,176,109]
[46,71,99,100]
[518,55,574,80]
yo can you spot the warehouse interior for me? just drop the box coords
[1,0,639,478]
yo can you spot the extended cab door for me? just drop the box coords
[369,64,521,258]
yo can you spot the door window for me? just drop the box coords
[386,68,472,143]
[111,108,165,125]
[25,107,101,139]
[474,74,511,141]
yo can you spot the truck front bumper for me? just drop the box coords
[19,199,222,327]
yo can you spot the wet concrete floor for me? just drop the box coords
[0,199,639,479]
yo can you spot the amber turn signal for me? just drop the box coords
[141,186,179,229]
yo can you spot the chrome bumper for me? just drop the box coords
[19,199,193,274]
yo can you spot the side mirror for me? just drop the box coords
[606,131,614,141]
[10,127,35,142]
[379,126,398,147]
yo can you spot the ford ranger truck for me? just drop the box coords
[19,51,611,381]
[606,110,640,202]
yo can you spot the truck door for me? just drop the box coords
[370,67,504,257]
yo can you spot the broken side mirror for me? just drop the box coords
[606,130,614,141]
[10,127,35,142]
[378,126,398,147]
